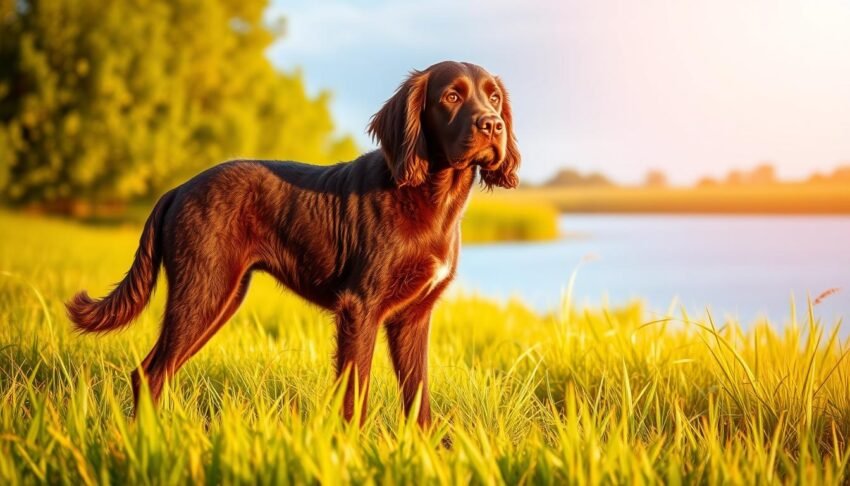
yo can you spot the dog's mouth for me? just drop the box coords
[471,147,498,167]
[446,132,505,170]
[470,142,505,169]
[449,148,499,170]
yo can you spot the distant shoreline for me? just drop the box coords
[482,185,850,215]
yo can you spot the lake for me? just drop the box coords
[457,215,850,326]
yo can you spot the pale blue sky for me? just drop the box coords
[267,0,850,184]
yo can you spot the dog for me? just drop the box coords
[67,61,520,426]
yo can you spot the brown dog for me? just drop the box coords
[67,61,520,425]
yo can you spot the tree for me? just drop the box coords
[725,170,744,185]
[696,177,718,188]
[543,168,614,188]
[749,163,776,185]
[831,165,850,183]
[0,0,358,214]
[643,169,667,188]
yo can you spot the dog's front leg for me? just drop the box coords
[334,294,380,425]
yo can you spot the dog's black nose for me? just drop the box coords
[477,115,504,136]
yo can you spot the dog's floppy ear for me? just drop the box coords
[480,77,521,189]
[368,70,430,187]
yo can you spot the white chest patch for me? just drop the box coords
[433,261,451,284]
[428,258,452,293]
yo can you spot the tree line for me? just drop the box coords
[541,163,850,189]
[0,0,358,215]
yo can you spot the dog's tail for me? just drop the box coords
[66,189,177,333]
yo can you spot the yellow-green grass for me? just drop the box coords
[493,184,850,214]
[1,210,849,484]
[462,198,559,244]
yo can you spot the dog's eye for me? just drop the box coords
[489,93,500,104]
[445,93,460,103]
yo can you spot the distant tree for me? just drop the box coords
[543,168,614,188]
[725,170,744,185]
[0,0,358,214]
[585,172,613,187]
[831,165,850,183]
[808,172,828,184]
[696,177,718,188]
[643,169,668,188]
[543,168,582,187]
[749,163,777,185]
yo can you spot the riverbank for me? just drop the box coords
[484,184,850,214]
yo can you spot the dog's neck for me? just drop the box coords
[429,165,475,205]
[395,165,475,234]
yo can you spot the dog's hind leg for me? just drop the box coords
[131,265,249,413]
[179,272,252,362]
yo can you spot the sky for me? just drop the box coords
[266,0,850,185]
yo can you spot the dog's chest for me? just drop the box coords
[426,227,461,293]
[386,248,456,305]
[385,228,460,305]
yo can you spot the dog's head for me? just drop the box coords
[368,61,520,189]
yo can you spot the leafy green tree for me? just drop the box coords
[0,0,357,214]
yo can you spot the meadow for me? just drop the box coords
[487,184,850,214]
[1,209,850,484]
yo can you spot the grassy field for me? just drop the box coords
[487,184,850,214]
[1,210,849,484]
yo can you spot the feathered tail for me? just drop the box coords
[66,189,176,333]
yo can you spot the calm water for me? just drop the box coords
[457,215,850,325]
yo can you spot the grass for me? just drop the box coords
[492,184,850,214]
[462,198,559,244]
[1,209,849,484]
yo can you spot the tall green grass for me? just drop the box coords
[1,210,848,484]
